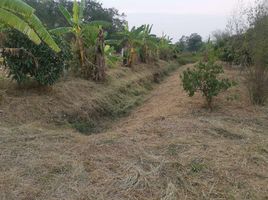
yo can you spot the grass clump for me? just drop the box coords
[71,121,97,135]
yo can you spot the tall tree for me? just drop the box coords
[187,33,203,52]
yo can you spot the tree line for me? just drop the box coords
[0,0,179,86]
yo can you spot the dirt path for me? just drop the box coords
[1,65,268,200]
[109,64,192,132]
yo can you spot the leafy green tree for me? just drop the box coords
[0,0,60,52]
[3,29,70,86]
[187,33,203,52]
[181,61,234,110]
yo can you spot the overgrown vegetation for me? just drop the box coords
[212,0,268,105]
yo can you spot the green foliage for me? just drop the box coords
[3,30,71,86]
[24,0,126,34]
[212,1,267,105]
[139,24,159,63]
[159,34,176,61]
[104,45,121,68]
[0,0,60,52]
[72,121,97,135]
[51,0,111,78]
[181,61,234,109]
[213,34,250,66]
[191,161,206,173]
[176,33,203,52]
[111,24,144,67]
[177,52,201,65]
[187,33,203,52]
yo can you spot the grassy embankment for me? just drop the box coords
[0,56,198,134]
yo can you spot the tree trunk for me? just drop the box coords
[93,28,106,81]
[127,47,135,67]
[206,96,213,111]
[76,36,86,74]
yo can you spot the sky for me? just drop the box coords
[97,0,255,42]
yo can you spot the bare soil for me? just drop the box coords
[0,64,268,200]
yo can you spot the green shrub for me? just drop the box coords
[3,30,71,86]
[181,61,234,110]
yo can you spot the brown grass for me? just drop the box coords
[0,60,172,126]
[0,64,267,199]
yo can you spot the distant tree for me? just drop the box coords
[212,30,229,43]
[187,33,203,52]
[175,35,188,52]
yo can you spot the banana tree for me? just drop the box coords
[139,24,159,63]
[51,0,86,73]
[159,33,175,60]
[51,0,110,77]
[0,0,60,52]
[112,24,143,67]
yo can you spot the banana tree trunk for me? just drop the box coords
[127,47,135,67]
[75,35,88,77]
[93,28,106,81]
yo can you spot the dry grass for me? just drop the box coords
[0,64,268,199]
[0,60,174,126]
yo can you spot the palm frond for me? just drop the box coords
[59,5,73,26]
[106,39,121,46]
[0,8,41,44]
[88,20,111,28]
[50,27,73,35]
[0,0,34,18]
[78,0,85,24]
[73,0,79,25]
[27,15,61,52]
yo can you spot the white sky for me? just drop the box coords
[97,0,256,41]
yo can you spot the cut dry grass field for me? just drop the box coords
[0,64,268,200]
